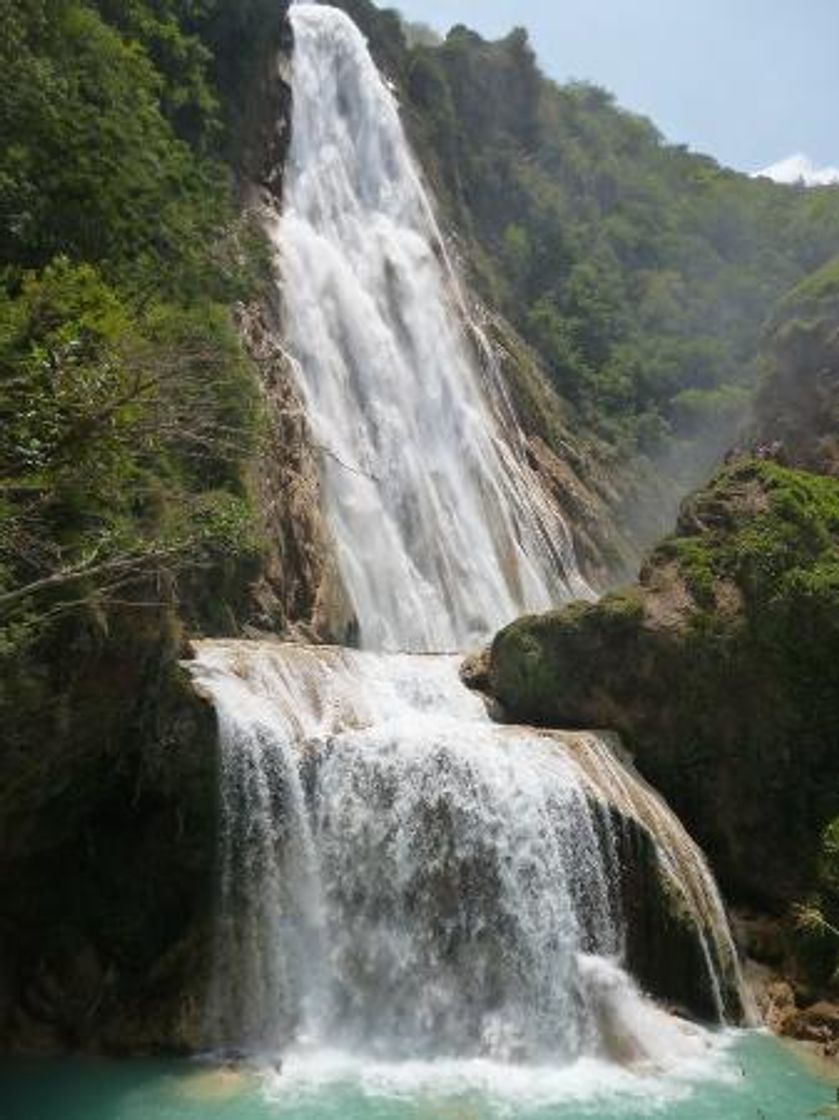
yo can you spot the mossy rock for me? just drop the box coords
[489,460,839,910]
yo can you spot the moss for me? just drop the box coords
[659,537,716,606]
[600,587,646,622]
[655,461,839,603]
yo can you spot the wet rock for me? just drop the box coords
[780,1001,839,1059]
[0,614,220,1056]
[234,299,356,643]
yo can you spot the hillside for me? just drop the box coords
[339,0,839,487]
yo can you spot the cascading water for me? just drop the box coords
[192,642,744,1064]
[274,2,587,652]
[189,0,749,1078]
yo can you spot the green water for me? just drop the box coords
[0,1034,831,1120]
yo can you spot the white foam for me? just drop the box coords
[259,1031,740,1113]
[277,4,587,652]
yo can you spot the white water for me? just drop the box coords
[191,642,743,1065]
[274,3,586,652]
[188,0,750,1083]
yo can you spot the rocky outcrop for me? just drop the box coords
[561,735,745,1023]
[0,607,218,1054]
[235,299,357,643]
[749,964,839,1058]
[231,3,294,209]
[226,3,356,641]
[487,459,839,913]
[477,312,642,587]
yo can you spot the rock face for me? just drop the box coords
[233,4,294,209]
[0,608,218,1054]
[488,459,839,913]
[559,736,745,1023]
[234,298,357,643]
[478,312,642,587]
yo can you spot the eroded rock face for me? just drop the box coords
[477,312,642,589]
[0,609,218,1055]
[487,459,839,911]
[235,299,357,643]
[615,815,736,1023]
[234,3,294,210]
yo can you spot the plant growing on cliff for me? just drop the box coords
[0,0,283,651]
[0,259,265,646]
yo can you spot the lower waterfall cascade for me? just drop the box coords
[190,642,747,1066]
[186,0,751,1080]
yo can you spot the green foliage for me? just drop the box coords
[1,0,222,280]
[753,252,839,478]
[0,0,283,647]
[778,252,839,310]
[0,0,283,290]
[789,818,839,987]
[659,461,839,604]
[661,537,716,607]
[0,259,264,647]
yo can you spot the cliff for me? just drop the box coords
[484,262,839,1016]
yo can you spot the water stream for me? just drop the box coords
[184,0,753,1089]
[274,2,587,651]
[27,2,808,1114]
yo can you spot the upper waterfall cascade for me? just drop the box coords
[275,3,587,653]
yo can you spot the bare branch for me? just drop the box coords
[0,547,182,614]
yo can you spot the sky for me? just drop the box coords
[392,0,839,183]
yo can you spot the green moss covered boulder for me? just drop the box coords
[489,459,839,910]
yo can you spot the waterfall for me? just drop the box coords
[191,641,744,1062]
[188,1,750,1071]
[273,3,587,652]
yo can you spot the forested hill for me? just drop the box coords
[340,0,839,468]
